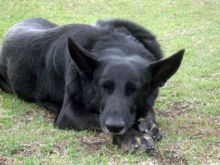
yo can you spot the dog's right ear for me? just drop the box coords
[150,49,185,87]
[68,37,98,77]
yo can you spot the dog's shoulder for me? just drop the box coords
[94,19,163,60]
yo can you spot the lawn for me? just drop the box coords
[0,0,219,164]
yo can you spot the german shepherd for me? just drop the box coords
[0,18,184,152]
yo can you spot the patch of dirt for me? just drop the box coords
[17,111,35,125]
[0,157,24,165]
[209,116,220,124]
[8,142,43,159]
[153,148,188,165]
[50,140,68,155]
[107,148,188,165]
[23,109,35,116]
[108,159,159,165]
[157,101,193,118]
[214,141,220,148]
[13,109,38,127]
[0,157,7,165]
[80,133,111,154]
[191,127,219,138]
[15,147,34,157]
[23,108,55,123]
[11,142,42,157]
[41,109,56,123]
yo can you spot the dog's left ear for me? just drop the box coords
[68,37,98,77]
[150,49,185,87]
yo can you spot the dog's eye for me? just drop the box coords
[126,82,137,96]
[102,81,114,94]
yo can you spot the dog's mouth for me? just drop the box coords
[101,126,127,135]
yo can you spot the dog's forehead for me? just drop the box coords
[101,61,141,81]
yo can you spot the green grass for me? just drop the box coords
[0,0,219,164]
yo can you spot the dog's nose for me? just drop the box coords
[105,118,125,134]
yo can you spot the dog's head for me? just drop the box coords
[68,38,185,135]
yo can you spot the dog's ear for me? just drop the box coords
[150,49,185,87]
[68,37,98,76]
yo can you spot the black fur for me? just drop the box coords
[0,18,184,151]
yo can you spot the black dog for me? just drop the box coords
[0,18,184,152]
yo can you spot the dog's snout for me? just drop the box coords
[105,117,125,134]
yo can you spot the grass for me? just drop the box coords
[0,0,219,164]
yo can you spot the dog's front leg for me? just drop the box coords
[55,95,101,131]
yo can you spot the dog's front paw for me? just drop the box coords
[138,118,163,141]
[113,130,155,153]
[122,134,155,153]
